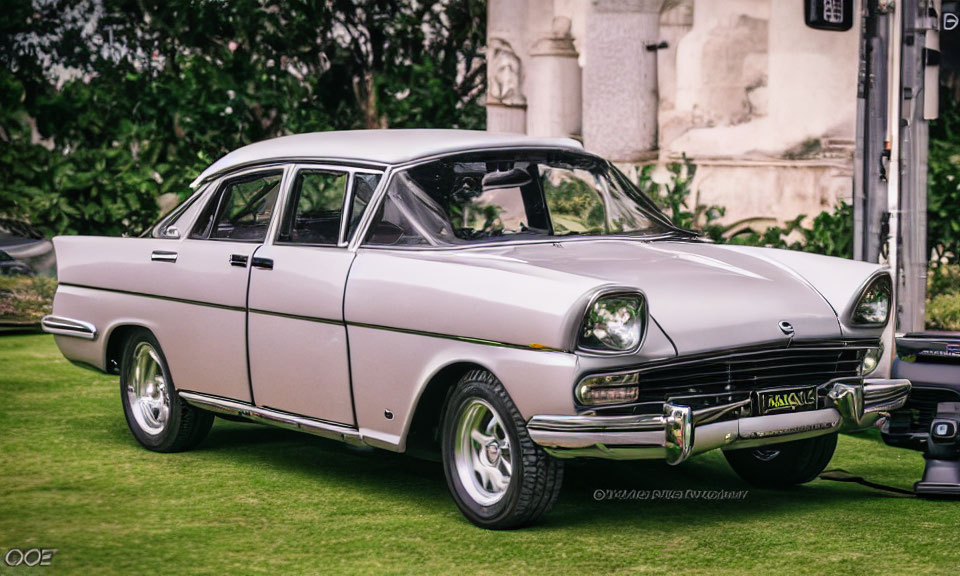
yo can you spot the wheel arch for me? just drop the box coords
[404,360,492,459]
[104,323,152,375]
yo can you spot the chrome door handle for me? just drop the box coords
[151,250,178,263]
[251,257,273,270]
[229,254,249,267]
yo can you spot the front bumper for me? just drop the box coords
[527,378,911,464]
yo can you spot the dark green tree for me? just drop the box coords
[0,0,486,236]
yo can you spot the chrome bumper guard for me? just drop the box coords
[41,315,98,340]
[527,378,911,464]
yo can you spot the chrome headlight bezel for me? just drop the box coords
[849,273,893,327]
[576,290,648,355]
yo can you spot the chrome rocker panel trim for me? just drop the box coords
[178,391,366,446]
[41,315,98,340]
[527,378,911,464]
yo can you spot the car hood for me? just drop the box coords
[468,239,844,355]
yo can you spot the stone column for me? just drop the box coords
[526,17,582,139]
[486,0,528,133]
[582,0,664,161]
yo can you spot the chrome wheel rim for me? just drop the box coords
[454,398,513,506]
[126,342,170,436]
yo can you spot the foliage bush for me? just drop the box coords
[928,86,960,270]
[927,264,960,330]
[0,276,56,324]
[638,156,853,258]
[927,293,960,331]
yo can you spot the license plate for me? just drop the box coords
[755,386,818,416]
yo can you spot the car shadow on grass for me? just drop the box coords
[176,417,908,530]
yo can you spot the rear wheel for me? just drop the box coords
[724,433,838,488]
[120,329,213,452]
[441,369,563,529]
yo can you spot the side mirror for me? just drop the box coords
[804,0,854,32]
[163,226,181,239]
[482,168,532,191]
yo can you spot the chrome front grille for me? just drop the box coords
[592,340,876,415]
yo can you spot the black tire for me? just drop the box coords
[119,329,214,452]
[724,433,838,488]
[440,369,563,529]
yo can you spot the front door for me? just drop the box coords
[246,166,381,425]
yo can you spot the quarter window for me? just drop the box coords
[346,173,381,243]
[191,172,283,241]
[277,170,348,245]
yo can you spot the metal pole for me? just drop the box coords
[886,0,903,331]
[892,0,939,333]
[898,0,937,333]
[856,0,890,264]
[854,2,870,261]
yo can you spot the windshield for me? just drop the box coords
[363,150,679,247]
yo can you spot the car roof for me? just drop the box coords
[190,129,584,188]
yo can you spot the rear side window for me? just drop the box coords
[191,172,283,242]
[277,170,348,245]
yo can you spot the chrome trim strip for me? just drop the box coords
[58,282,246,313]
[339,169,356,247]
[191,158,388,189]
[178,391,365,446]
[52,284,568,353]
[863,378,911,414]
[346,321,569,353]
[41,315,98,340]
[249,308,343,326]
[583,340,878,378]
[528,412,667,433]
[348,166,393,251]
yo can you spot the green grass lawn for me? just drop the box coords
[1,334,958,574]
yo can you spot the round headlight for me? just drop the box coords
[579,293,646,353]
[852,275,892,326]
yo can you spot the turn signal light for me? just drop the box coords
[576,372,640,406]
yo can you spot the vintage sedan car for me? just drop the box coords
[44,130,911,528]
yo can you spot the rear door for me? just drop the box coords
[169,168,286,401]
[246,165,382,425]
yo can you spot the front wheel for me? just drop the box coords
[441,369,563,529]
[120,329,214,452]
[723,433,838,488]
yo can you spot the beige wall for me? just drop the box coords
[486,0,861,227]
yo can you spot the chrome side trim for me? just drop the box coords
[346,320,569,353]
[58,282,246,313]
[827,378,911,430]
[863,378,911,413]
[41,315,98,340]
[178,391,365,446]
